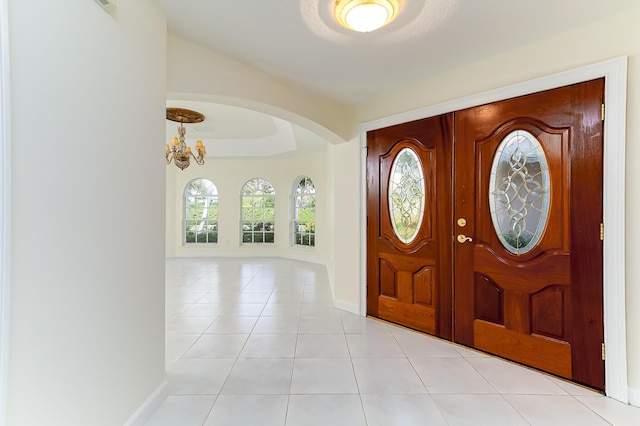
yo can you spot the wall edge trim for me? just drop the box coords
[124,380,169,426]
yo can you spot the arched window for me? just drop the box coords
[184,178,218,244]
[241,178,275,244]
[293,176,316,247]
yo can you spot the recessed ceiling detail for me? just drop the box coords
[165,100,327,158]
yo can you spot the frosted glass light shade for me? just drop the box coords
[335,0,399,33]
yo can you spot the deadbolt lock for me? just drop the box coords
[457,218,467,227]
[457,234,473,243]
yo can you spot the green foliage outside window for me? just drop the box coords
[294,176,316,247]
[241,178,275,244]
[184,179,218,244]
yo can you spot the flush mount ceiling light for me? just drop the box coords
[334,0,399,33]
[165,108,207,170]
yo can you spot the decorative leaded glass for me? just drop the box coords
[388,147,425,244]
[489,130,550,254]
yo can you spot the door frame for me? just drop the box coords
[358,56,628,403]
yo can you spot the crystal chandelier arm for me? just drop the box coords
[190,149,205,165]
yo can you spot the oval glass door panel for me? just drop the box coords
[489,130,550,254]
[388,147,425,244]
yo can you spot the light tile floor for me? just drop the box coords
[146,257,640,425]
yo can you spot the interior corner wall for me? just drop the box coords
[325,144,338,299]
[166,149,329,265]
[352,5,640,404]
[326,138,361,313]
[7,0,167,424]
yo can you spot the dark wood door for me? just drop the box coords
[366,114,454,339]
[454,79,605,390]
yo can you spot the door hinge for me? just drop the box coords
[601,103,605,121]
[602,342,606,361]
[600,223,604,241]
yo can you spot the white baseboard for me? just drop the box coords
[333,299,360,315]
[628,386,640,408]
[124,380,168,426]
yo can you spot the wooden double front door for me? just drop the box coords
[366,79,605,390]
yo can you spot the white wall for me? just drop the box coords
[0,0,10,420]
[7,0,167,424]
[165,159,178,257]
[327,140,361,313]
[166,149,329,265]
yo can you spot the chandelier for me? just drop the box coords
[165,108,207,170]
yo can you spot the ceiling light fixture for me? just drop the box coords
[165,108,207,170]
[334,0,399,33]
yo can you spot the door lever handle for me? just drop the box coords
[457,234,473,243]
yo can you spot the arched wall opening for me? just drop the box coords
[164,95,337,269]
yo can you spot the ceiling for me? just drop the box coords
[165,100,328,158]
[156,0,637,157]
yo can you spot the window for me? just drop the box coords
[184,179,218,244]
[293,176,316,247]
[241,178,275,243]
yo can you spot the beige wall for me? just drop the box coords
[166,150,329,265]
[166,35,356,144]
[7,0,167,424]
[165,5,640,405]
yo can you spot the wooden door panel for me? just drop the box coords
[474,320,572,378]
[455,79,604,390]
[379,297,436,334]
[531,285,569,340]
[474,246,571,290]
[367,114,454,339]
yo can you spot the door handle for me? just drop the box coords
[457,234,473,243]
